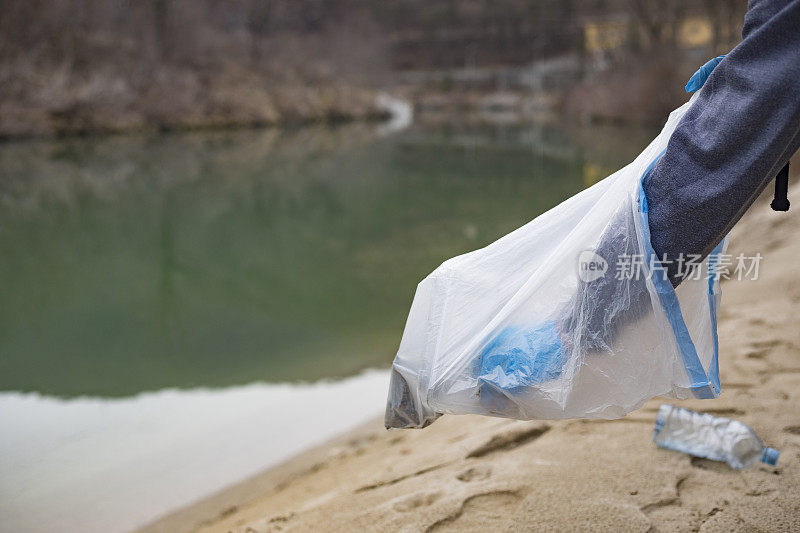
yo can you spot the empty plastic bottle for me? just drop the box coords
[653,404,779,469]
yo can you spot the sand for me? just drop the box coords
[141,179,800,533]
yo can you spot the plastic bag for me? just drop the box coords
[385,93,727,429]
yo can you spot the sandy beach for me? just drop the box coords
[142,175,800,533]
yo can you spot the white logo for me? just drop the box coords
[577,250,608,282]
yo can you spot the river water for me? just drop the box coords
[0,120,654,532]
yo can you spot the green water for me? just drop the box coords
[0,122,654,397]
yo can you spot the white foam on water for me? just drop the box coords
[0,369,390,533]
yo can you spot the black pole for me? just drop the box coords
[771,162,790,212]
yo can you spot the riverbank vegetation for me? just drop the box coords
[1,0,746,138]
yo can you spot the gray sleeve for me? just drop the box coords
[644,0,800,284]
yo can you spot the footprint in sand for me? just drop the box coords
[392,491,441,512]
[690,456,737,473]
[465,423,550,459]
[699,408,745,417]
[456,466,491,482]
[425,490,522,532]
[754,339,785,349]
[238,512,296,533]
[746,349,770,360]
[724,382,755,390]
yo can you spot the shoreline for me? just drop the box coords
[143,173,800,533]
[0,106,394,144]
[0,373,389,533]
[138,415,385,533]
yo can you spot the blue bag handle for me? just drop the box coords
[639,155,721,399]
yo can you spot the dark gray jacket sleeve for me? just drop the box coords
[644,0,800,284]
[565,0,800,349]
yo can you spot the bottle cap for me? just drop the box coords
[761,447,780,466]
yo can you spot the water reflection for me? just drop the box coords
[0,122,653,397]
[0,370,389,533]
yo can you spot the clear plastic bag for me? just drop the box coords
[386,94,727,429]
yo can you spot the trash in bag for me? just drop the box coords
[385,90,729,429]
[653,404,779,469]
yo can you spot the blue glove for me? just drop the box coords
[684,55,725,93]
[477,322,565,414]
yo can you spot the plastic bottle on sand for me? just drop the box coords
[653,404,779,469]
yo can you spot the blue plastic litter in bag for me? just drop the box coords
[478,323,565,415]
